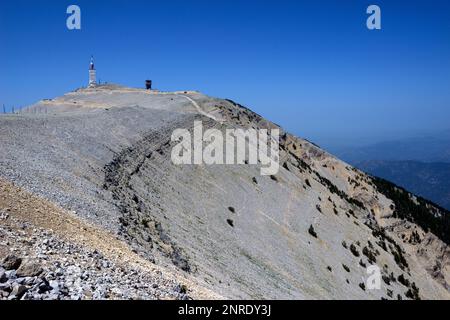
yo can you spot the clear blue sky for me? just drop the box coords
[1,0,449,148]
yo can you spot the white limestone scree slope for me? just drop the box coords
[0,84,449,300]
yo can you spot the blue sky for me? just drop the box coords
[1,0,449,148]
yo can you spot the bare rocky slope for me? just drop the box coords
[0,84,449,300]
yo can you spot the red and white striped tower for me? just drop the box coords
[89,56,96,87]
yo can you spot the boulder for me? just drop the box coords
[0,210,9,220]
[38,279,52,293]
[16,276,37,286]
[1,254,22,270]
[0,268,6,283]
[5,270,17,280]
[0,282,11,292]
[16,260,42,277]
[49,280,60,293]
[9,283,28,299]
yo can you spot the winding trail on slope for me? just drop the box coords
[177,94,222,122]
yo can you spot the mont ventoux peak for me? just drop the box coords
[0,59,449,300]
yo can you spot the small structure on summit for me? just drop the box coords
[88,56,96,87]
[145,80,152,90]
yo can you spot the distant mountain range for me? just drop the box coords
[335,132,450,164]
[356,160,450,211]
[332,132,450,211]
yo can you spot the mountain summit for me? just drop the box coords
[0,85,448,300]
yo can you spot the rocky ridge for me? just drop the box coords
[0,85,448,299]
